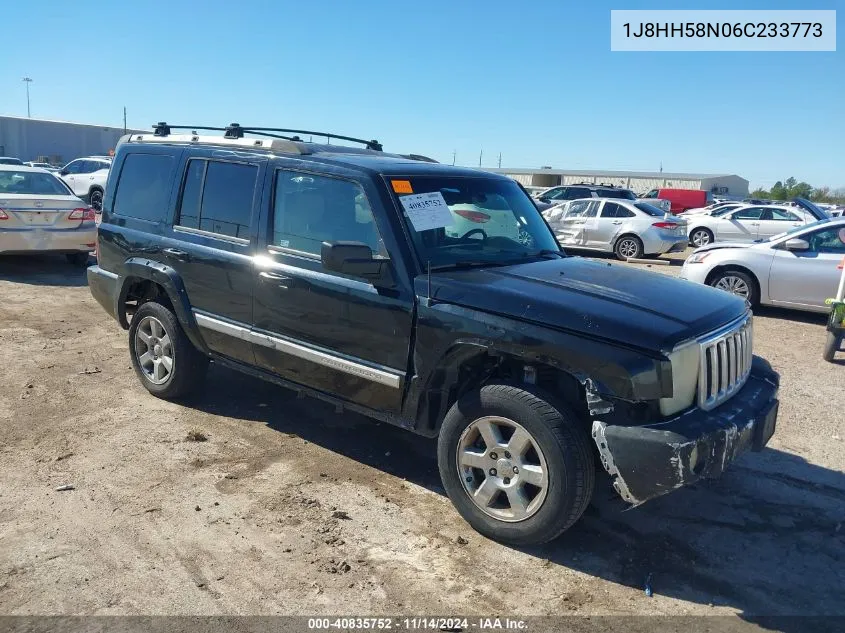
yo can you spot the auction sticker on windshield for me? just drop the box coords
[399,191,454,232]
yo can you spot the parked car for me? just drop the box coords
[57,157,111,211]
[681,218,845,312]
[0,157,24,165]
[544,198,687,260]
[24,161,60,173]
[679,202,745,217]
[687,205,817,247]
[0,165,95,265]
[533,183,639,211]
[88,123,779,546]
[641,188,708,214]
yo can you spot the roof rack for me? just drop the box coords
[152,122,383,151]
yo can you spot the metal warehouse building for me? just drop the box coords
[487,168,749,198]
[0,115,144,165]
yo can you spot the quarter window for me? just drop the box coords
[176,159,257,239]
[112,153,176,222]
[769,208,800,221]
[271,171,382,256]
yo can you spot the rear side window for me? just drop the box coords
[602,202,634,218]
[176,159,257,240]
[565,187,591,200]
[113,153,176,222]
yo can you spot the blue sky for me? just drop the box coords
[1,0,842,189]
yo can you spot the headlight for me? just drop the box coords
[687,251,711,264]
[659,342,700,416]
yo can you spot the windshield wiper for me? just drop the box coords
[429,260,511,271]
[533,249,565,259]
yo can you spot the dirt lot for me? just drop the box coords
[1,252,843,621]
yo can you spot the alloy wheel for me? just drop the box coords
[715,275,750,298]
[618,238,639,259]
[456,416,549,522]
[691,230,711,247]
[133,316,174,384]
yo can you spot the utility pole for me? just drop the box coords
[659,161,663,173]
[123,106,127,134]
[497,152,502,168]
[22,77,33,118]
[479,149,483,167]
[452,150,456,166]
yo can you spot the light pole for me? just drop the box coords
[22,77,33,118]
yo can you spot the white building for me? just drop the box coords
[486,168,749,198]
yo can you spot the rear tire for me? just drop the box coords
[614,235,643,260]
[690,228,714,247]
[89,188,103,212]
[437,383,595,546]
[66,252,90,267]
[823,331,842,362]
[128,301,208,399]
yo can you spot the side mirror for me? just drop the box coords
[783,238,810,251]
[321,241,393,286]
[59,169,68,176]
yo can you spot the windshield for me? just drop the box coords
[764,218,831,243]
[0,170,71,195]
[596,188,636,200]
[389,176,560,269]
[633,202,666,217]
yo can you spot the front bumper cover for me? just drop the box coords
[592,356,779,506]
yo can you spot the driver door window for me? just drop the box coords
[271,171,383,257]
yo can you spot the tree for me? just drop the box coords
[789,182,813,199]
[770,181,786,200]
[750,188,770,198]
[812,186,831,202]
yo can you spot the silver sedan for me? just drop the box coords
[680,218,845,312]
[543,198,687,260]
[0,165,96,265]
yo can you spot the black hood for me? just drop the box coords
[419,258,747,352]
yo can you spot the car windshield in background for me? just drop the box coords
[0,171,71,195]
[389,176,560,270]
[597,188,636,200]
[633,202,667,217]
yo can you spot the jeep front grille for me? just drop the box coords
[698,315,753,411]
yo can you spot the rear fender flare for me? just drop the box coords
[117,258,209,354]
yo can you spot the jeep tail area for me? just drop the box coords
[87,124,779,545]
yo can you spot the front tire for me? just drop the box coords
[708,269,759,307]
[823,331,842,362]
[437,383,595,546]
[128,301,208,399]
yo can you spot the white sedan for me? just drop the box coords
[543,198,688,260]
[686,204,816,247]
[680,218,845,312]
[0,165,95,265]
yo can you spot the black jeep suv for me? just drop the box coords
[88,123,779,545]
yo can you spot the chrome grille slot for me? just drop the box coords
[698,315,753,411]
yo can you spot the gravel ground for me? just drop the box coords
[0,252,843,622]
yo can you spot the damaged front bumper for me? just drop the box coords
[592,356,779,506]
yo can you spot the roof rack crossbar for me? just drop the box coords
[150,123,382,151]
[237,127,382,152]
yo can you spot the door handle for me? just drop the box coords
[750,222,760,226]
[611,220,622,225]
[162,248,191,261]
[259,271,291,288]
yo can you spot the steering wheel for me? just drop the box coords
[459,228,488,241]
